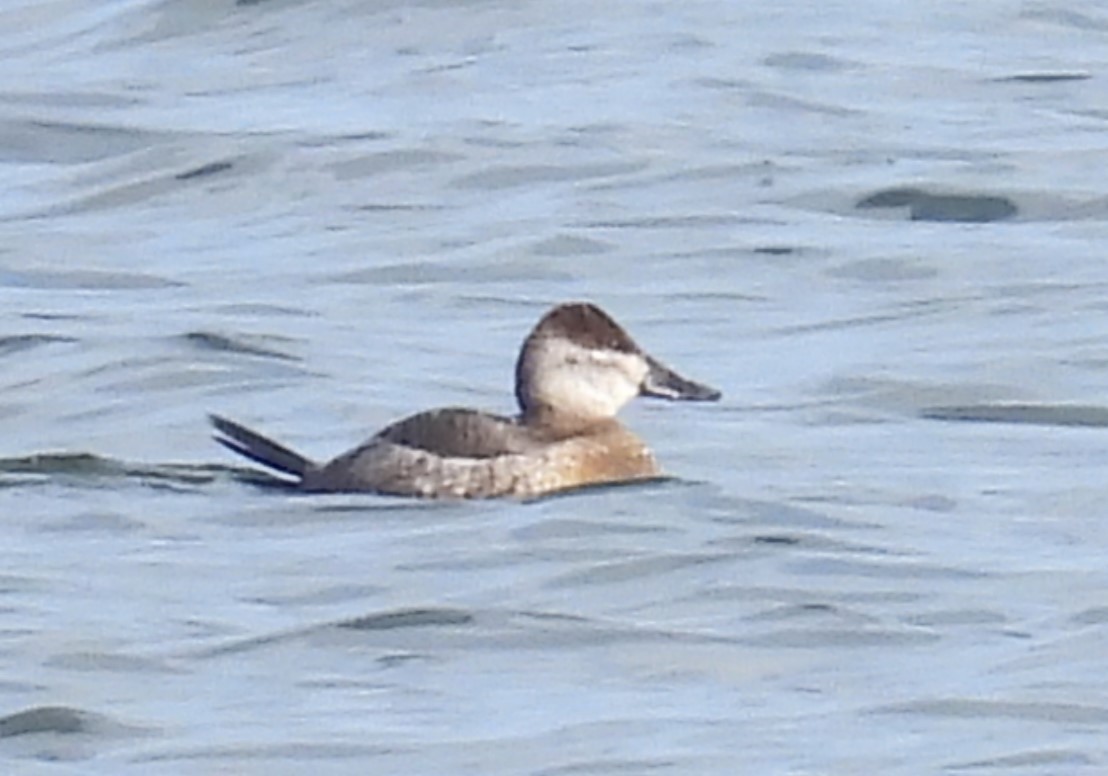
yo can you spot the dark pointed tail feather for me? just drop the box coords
[209,414,312,481]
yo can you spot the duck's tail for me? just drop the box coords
[209,414,313,482]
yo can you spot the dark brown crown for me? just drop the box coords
[527,302,640,353]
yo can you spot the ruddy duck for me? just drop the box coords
[211,302,720,499]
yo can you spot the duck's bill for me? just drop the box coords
[641,357,721,401]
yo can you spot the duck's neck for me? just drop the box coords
[519,404,618,438]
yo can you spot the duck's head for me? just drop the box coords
[515,302,720,423]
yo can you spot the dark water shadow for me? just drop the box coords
[0,706,112,738]
[0,704,151,761]
[994,72,1091,83]
[523,475,680,504]
[0,334,78,357]
[876,697,1108,724]
[921,403,1108,428]
[337,607,475,630]
[0,453,221,491]
[180,331,300,362]
[857,187,1018,223]
[188,603,738,661]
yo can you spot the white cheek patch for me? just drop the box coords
[533,341,646,417]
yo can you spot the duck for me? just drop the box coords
[211,301,720,498]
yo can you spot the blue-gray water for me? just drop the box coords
[3,1,1108,773]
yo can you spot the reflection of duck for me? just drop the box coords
[211,302,720,499]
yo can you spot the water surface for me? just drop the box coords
[2,1,1108,773]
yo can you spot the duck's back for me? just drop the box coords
[302,408,660,498]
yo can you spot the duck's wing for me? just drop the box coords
[302,408,542,497]
[373,408,538,458]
